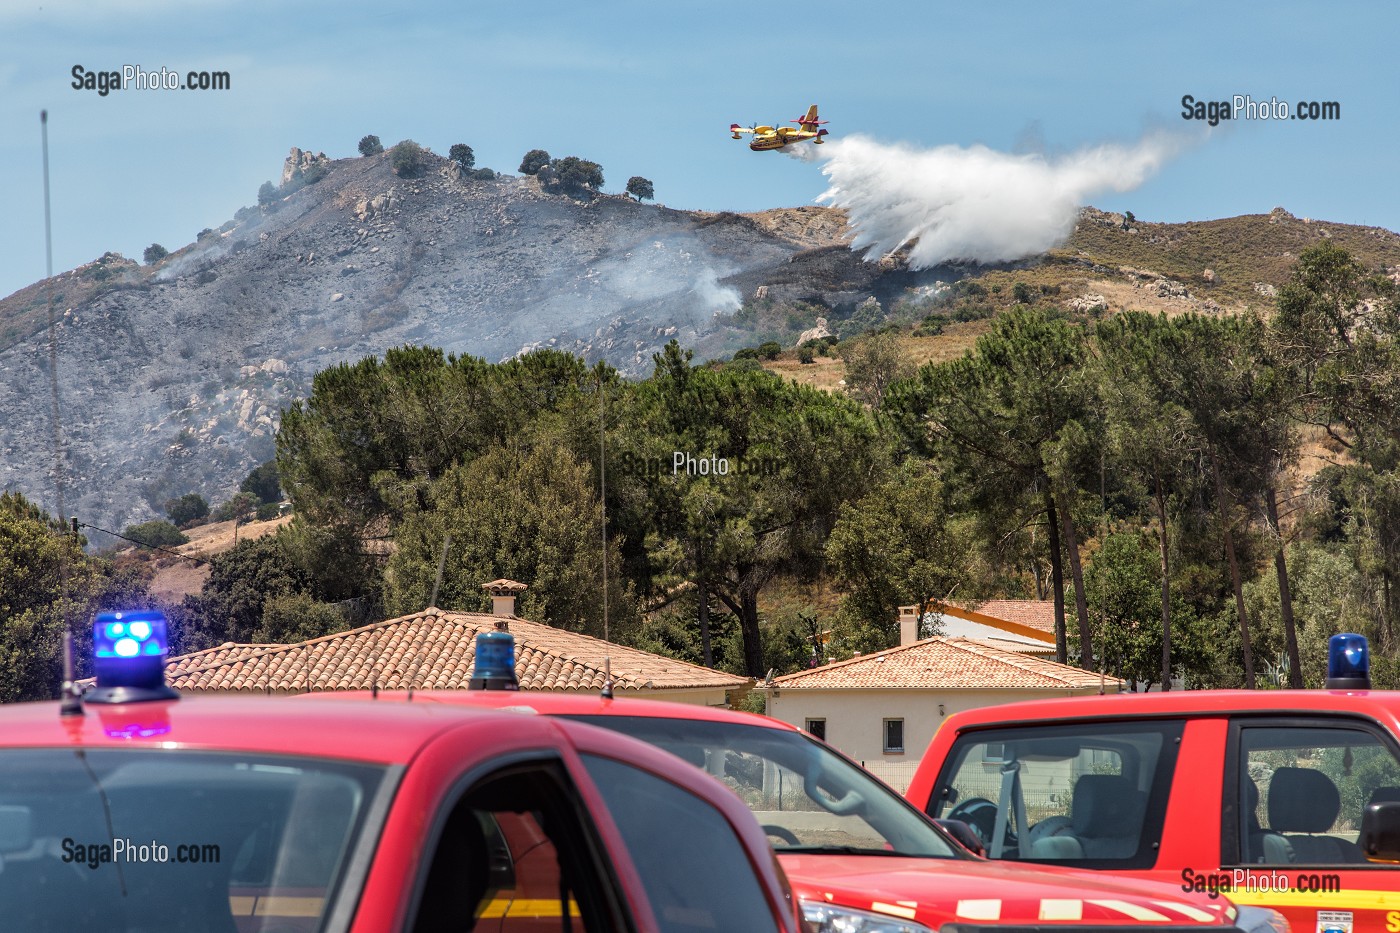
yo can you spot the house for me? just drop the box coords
[764,619,1121,790]
[161,580,748,706]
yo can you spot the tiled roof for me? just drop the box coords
[164,609,748,694]
[940,599,1057,638]
[769,637,1119,691]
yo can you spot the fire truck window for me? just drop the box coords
[413,767,609,933]
[931,721,1182,869]
[1236,725,1400,866]
[581,753,781,933]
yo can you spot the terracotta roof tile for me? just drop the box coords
[163,609,747,694]
[961,600,1056,635]
[769,637,1119,691]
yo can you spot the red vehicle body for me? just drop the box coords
[0,696,802,932]
[305,689,1283,932]
[906,690,1400,933]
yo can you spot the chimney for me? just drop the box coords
[482,579,528,622]
[898,605,920,646]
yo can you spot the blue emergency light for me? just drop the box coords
[1326,632,1371,690]
[469,631,519,691]
[86,610,179,704]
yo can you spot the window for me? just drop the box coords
[883,718,904,753]
[1231,722,1400,867]
[582,753,781,933]
[931,720,1183,867]
[805,718,826,741]
[0,749,385,932]
[413,765,614,933]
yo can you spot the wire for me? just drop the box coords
[76,520,209,565]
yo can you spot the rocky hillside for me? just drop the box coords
[0,148,913,534]
[3,144,1398,538]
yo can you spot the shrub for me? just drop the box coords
[142,243,168,264]
[519,149,551,175]
[1012,282,1035,304]
[389,139,428,178]
[299,161,329,185]
[123,519,188,548]
[213,491,259,523]
[549,156,603,193]
[797,345,815,364]
[472,167,496,180]
[733,347,760,361]
[164,493,210,528]
[358,134,383,156]
[257,180,278,210]
[757,341,781,360]
[727,357,762,373]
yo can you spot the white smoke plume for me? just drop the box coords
[816,132,1189,269]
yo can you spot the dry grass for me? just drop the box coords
[146,513,294,601]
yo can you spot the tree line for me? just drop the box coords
[1,241,1397,699]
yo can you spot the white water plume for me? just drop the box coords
[816,132,1189,269]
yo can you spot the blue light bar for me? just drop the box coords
[469,631,519,691]
[1326,633,1371,690]
[87,610,179,705]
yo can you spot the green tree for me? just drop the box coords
[257,181,278,209]
[615,342,887,675]
[888,309,1098,666]
[358,134,383,156]
[164,493,210,528]
[213,491,259,523]
[519,149,551,175]
[448,143,475,171]
[143,243,168,265]
[0,493,164,701]
[626,176,654,202]
[240,459,282,505]
[825,462,978,653]
[122,520,189,548]
[838,330,915,409]
[193,534,313,644]
[384,439,637,638]
[390,139,428,177]
[256,592,351,644]
[548,156,604,194]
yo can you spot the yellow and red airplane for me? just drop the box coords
[729,104,829,151]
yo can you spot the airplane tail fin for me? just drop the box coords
[796,104,827,129]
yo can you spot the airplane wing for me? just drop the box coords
[729,123,756,135]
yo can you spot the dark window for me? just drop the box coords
[581,753,780,933]
[1230,722,1400,867]
[0,749,385,932]
[413,765,616,933]
[931,719,1183,868]
[883,718,904,753]
[805,719,826,741]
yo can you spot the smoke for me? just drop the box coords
[816,132,1189,269]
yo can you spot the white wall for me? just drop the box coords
[765,687,1115,790]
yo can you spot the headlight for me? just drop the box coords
[1235,905,1291,933]
[801,900,934,933]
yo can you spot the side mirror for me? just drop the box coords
[1359,801,1400,863]
[934,818,985,857]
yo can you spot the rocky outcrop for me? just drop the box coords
[282,147,329,186]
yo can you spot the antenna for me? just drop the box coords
[43,111,80,718]
[598,371,609,643]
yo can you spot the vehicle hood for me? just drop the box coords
[778,854,1236,926]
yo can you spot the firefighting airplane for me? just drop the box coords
[729,104,829,151]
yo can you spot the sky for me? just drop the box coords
[2,0,1397,300]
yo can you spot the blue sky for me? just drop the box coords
[2,0,1396,300]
